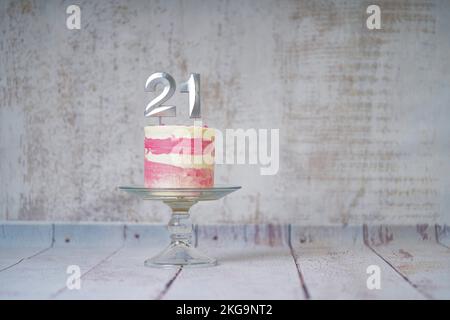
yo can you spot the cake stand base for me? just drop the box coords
[145,241,217,268]
[119,185,240,268]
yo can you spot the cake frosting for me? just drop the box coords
[144,125,215,188]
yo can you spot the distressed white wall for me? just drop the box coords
[1,0,449,224]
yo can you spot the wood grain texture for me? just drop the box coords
[0,223,124,299]
[291,226,424,299]
[55,224,176,300]
[164,225,305,300]
[1,0,449,225]
[364,224,450,299]
[435,224,450,248]
[0,222,53,271]
[1,223,450,299]
[0,222,53,247]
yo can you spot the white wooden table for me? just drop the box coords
[0,222,449,299]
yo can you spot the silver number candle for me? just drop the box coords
[144,72,176,118]
[180,73,201,118]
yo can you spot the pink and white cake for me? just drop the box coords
[144,125,215,188]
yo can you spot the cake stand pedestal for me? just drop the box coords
[119,185,240,268]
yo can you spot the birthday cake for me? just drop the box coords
[144,125,215,188]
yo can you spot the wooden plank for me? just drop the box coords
[53,222,125,247]
[55,224,179,299]
[436,224,450,248]
[291,226,424,299]
[2,223,448,299]
[163,225,305,300]
[0,223,125,299]
[364,224,450,299]
[0,223,53,271]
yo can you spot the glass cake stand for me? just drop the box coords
[119,185,241,268]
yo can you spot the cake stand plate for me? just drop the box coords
[119,185,241,268]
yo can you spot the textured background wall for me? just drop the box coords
[1,0,449,225]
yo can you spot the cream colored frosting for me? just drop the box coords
[145,152,214,169]
[144,125,215,141]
